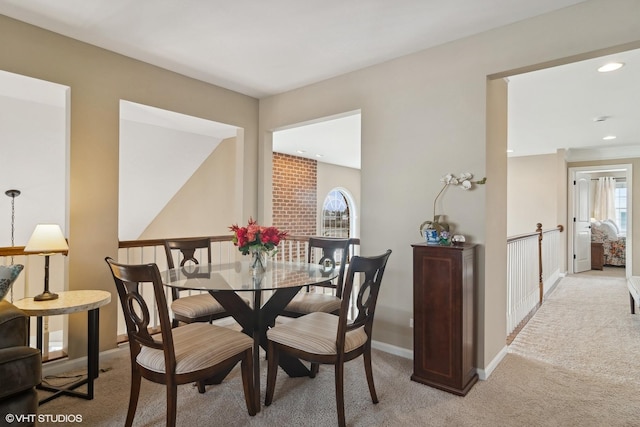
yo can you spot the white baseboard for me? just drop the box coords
[371,339,412,359]
[42,346,127,377]
[373,340,509,381]
[44,342,410,378]
[44,341,508,382]
[478,345,508,380]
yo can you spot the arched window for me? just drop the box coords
[321,189,350,238]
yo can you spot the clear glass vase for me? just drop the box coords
[249,248,267,274]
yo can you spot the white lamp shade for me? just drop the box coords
[24,224,69,254]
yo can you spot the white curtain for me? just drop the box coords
[593,177,616,221]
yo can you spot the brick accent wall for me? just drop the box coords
[272,152,317,238]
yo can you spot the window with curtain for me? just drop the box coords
[593,177,616,223]
[615,181,627,234]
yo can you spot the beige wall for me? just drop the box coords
[557,151,569,274]
[258,0,640,370]
[1,16,259,357]
[484,77,509,370]
[140,138,238,239]
[3,0,640,373]
[317,163,361,238]
[507,152,569,275]
[507,154,562,236]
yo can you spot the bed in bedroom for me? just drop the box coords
[591,219,625,266]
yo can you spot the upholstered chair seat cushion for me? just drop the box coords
[267,312,367,355]
[284,293,341,315]
[0,299,41,415]
[0,300,29,349]
[0,346,42,399]
[137,323,253,374]
[171,293,250,319]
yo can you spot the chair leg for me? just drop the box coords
[310,362,320,378]
[166,381,178,427]
[172,318,179,328]
[196,380,206,394]
[363,345,379,403]
[265,340,279,406]
[125,368,142,427]
[240,349,257,416]
[335,361,346,427]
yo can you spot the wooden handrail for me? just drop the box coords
[506,231,539,243]
[0,246,26,257]
[0,245,69,257]
[118,235,234,249]
[542,225,564,234]
[1,235,359,255]
[118,234,357,249]
[507,224,563,243]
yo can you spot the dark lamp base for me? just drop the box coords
[34,291,59,301]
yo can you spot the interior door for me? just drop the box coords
[573,172,591,273]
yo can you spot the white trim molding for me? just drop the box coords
[372,339,413,360]
[479,345,508,380]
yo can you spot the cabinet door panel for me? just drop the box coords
[411,243,478,396]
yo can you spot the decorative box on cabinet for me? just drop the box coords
[411,242,478,396]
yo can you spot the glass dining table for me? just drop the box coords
[161,259,337,411]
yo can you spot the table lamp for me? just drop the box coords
[24,224,69,301]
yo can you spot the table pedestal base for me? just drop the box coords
[209,286,309,412]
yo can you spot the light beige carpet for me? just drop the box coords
[37,274,640,426]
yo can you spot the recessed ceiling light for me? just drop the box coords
[506,149,514,153]
[597,62,624,72]
[315,154,323,158]
[603,135,617,140]
[296,150,306,154]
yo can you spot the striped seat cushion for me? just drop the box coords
[284,293,341,314]
[267,312,367,355]
[171,293,249,318]
[137,323,253,374]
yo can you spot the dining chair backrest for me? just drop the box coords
[307,237,351,297]
[105,257,174,364]
[164,238,212,300]
[336,250,392,350]
[164,237,212,268]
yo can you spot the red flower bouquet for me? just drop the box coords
[229,218,287,256]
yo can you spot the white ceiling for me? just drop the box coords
[4,0,638,163]
[273,112,361,169]
[1,0,587,98]
[508,48,640,158]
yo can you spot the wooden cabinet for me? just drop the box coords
[411,242,478,396]
[591,242,604,270]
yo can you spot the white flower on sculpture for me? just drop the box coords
[441,174,454,185]
[421,172,487,237]
[440,172,482,190]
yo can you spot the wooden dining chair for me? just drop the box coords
[280,237,352,318]
[265,249,392,427]
[164,237,249,327]
[105,257,256,427]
